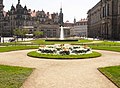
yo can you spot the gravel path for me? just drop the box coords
[0,50,120,88]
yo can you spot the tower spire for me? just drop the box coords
[59,3,64,27]
[60,2,62,14]
[60,2,62,12]
[74,17,76,24]
[18,0,20,4]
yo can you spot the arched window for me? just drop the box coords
[107,4,109,16]
[118,2,120,14]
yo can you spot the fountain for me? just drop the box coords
[60,26,64,40]
[37,8,91,56]
[45,26,78,42]
[45,7,78,42]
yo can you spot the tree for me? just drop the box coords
[13,28,28,41]
[20,29,29,41]
[13,28,21,41]
[33,30,43,38]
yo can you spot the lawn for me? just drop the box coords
[88,41,120,52]
[27,51,101,59]
[90,46,120,52]
[0,39,120,52]
[0,65,33,88]
[0,41,31,46]
[97,41,120,46]
[0,46,39,52]
[99,66,120,88]
[88,40,120,46]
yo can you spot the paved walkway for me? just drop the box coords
[0,50,120,88]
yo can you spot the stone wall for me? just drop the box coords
[88,0,120,40]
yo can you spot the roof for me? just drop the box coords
[31,11,36,17]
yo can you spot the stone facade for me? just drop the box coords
[63,19,88,38]
[88,0,120,40]
[0,0,4,37]
[37,24,60,38]
[3,0,32,36]
[64,22,74,37]
[74,19,87,37]
[87,1,101,39]
[1,0,67,38]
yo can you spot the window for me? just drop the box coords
[118,3,120,14]
[103,7,105,17]
[107,4,109,16]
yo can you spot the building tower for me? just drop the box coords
[16,0,23,28]
[0,0,4,42]
[18,0,20,4]
[59,7,64,26]
[0,0,4,11]
[0,0,4,17]
[74,17,76,24]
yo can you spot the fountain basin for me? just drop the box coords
[45,39,78,42]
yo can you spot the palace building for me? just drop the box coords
[0,0,4,37]
[87,0,120,40]
[74,19,87,37]
[0,0,70,38]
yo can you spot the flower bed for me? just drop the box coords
[37,44,92,55]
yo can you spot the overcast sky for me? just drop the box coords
[3,0,100,22]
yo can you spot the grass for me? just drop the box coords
[0,46,39,52]
[90,46,120,52]
[87,40,120,52]
[27,51,101,59]
[0,39,120,52]
[99,66,120,88]
[88,40,120,46]
[0,65,33,88]
[97,41,120,46]
[0,39,93,46]
[0,41,29,46]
